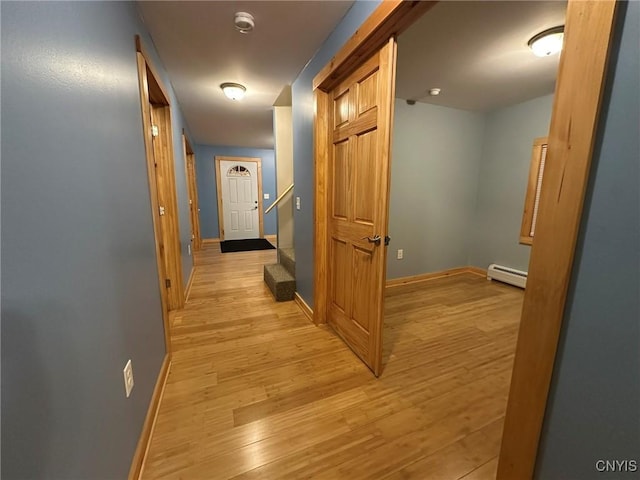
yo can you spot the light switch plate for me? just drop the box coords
[264,193,270,199]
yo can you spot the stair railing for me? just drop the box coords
[264,183,294,215]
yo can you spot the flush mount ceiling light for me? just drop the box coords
[528,26,565,57]
[428,88,441,96]
[220,82,246,101]
[234,12,255,33]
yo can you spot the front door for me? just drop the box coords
[219,159,260,240]
[325,39,397,376]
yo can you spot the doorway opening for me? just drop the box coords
[312,1,617,477]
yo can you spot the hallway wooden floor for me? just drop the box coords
[141,244,523,479]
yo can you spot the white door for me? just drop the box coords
[220,160,259,240]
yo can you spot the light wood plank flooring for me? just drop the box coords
[142,245,523,479]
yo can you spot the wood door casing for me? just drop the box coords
[183,135,202,251]
[326,39,397,376]
[134,36,187,359]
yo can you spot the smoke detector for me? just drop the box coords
[234,12,255,33]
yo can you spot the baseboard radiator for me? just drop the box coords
[487,264,527,289]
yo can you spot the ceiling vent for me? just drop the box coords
[234,12,255,34]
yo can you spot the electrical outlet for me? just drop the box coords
[123,360,134,398]
[296,197,301,210]
[264,193,270,199]
[397,249,404,260]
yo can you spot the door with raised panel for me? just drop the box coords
[219,159,260,240]
[327,39,397,376]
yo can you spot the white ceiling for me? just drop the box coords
[396,1,567,112]
[137,1,353,149]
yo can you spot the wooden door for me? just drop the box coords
[183,135,202,251]
[326,39,397,376]
[186,155,202,251]
[149,104,185,309]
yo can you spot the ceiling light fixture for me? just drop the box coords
[234,12,255,33]
[220,82,246,101]
[428,88,441,96]
[528,26,565,57]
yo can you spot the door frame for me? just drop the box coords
[135,35,186,353]
[313,0,435,326]
[312,1,618,478]
[182,132,202,251]
[214,156,264,241]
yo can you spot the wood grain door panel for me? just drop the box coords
[326,39,396,375]
[354,130,378,225]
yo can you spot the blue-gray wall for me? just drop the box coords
[386,94,553,279]
[292,0,381,307]
[536,2,640,477]
[387,100,485,278]
[194,144,276,239]
[470,94,554,272]
[1,2,190,478]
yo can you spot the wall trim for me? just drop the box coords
[313,1,436,91]
[385,267,486,288]
[202,238,220,244]
[294,292,313,323]
[466,266,487,278]
[128,354,171,480]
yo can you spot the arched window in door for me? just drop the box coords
[227,165,251,177]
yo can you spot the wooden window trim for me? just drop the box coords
[312,1,618,478]
[520,136,549,246]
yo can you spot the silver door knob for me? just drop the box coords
[362,235,381,245]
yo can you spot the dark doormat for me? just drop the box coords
[220,238,276,253]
